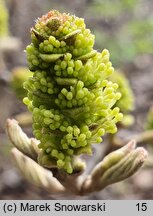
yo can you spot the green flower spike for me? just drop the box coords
[23,10,124,174]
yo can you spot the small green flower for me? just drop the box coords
[24,10,123,173]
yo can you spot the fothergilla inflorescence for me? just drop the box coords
[23,10,123,173]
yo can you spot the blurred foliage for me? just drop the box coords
[86,0,153,66]
[87,0,138,18]
[146,106,153,130]
[126,19,153,54]
[0,0,9,37]
[10,67,33,99]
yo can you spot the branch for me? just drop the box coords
[113,130,153,147]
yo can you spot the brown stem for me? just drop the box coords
[113,130,153,148]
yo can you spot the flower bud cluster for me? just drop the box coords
[24,10,123,173]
